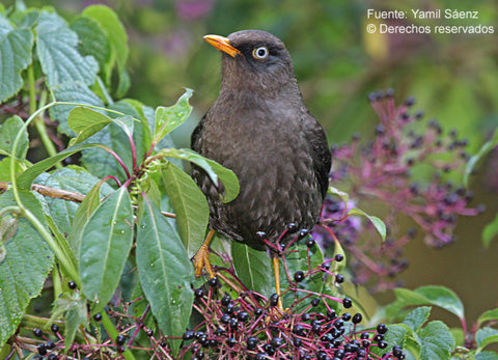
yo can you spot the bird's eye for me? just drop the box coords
[252,46,269,60]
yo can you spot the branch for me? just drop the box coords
[0,181,177,219]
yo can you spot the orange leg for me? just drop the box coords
[272,256,284,312]
[193,229,216,278]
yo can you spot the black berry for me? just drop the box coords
[306,238,315,248]
[352,313,363,324]
[33,328,43,337]
[269,293,279,307]
[334,254,344,262]
[51,324,59,333]
[68,280,77,289]
[294,270,305,282]
[342,297,352,308]
[377,323,388,334]
[93,313,102,321]
[116,334,126,345]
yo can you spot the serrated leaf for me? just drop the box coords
[478,308,498,327]
[81,5,128,91]
[482,215,498,249]
[403,306,431,331]
[51,82,105,136]
[157,148,239,203]
[231,241,274,297]
[418,320,455,360]
[0,191,53,349]
[79,187,133,311]
[0,115,28,160]
[70,15,112,83]
[17,143,106,189]
[348,207,386,242]
[161,162,209,258]
[36,11,98,87]
[153,89,193,144]
[464,128,498,188]
[67,107,112,146]
[0,15,33,102]
[476,327,498,350]
[136,196,193,355]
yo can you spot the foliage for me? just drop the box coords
[0,3,496,360]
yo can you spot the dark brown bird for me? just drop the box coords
[191,30,331,307]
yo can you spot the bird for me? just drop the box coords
[191,30,331,310]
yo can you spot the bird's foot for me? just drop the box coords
[193,243,215,278]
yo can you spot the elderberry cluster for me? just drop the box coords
[316,89,484,291]
[182,245,404,359]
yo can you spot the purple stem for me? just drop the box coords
[99,145,131,179]
[127,133,137,171]
[102,175,122,187]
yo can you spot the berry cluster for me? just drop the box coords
[179,240,405,359]
[315,90,483,291]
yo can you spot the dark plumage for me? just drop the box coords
[192,30,331,251]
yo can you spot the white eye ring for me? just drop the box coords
[252,46,269,59]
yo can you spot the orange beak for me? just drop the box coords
[203,34,241,58]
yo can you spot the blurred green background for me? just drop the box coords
[7,0,498,327]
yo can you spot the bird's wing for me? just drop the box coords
[302,112,331,199]
[191,113,206,151]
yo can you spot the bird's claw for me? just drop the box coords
[193,244,215,278]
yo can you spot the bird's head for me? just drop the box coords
[204,30,298,96]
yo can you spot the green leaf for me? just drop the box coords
[39,167,113,237]
[0,191,53,349]
[136,196,194,355]
[476,351,498,360]
[0,115,28,160]
[283,243,325,295]
[161,162,209,258]
[17,143,106,189]
[478,308,498,327]
[332,236,346,273]
[68,179,108,258]
[403,306,431,331]
[0,14,33,102]
[0,158,23,181]
[157,148,239,203]
[464,128,498,188]
[390,286,465,320]
[67,107,112,146]
[371,323,419,358]
[36,11,98,87]
[81,5,128,88]
[327,185,349,210]
[70,15,112,83]
[482,214,498,248]
[419,320,455,360]
[476,327,498,351]
[50,291,87,349]
[51,83,105,136]
[79,187,133,311]
[231,241,274,297]
[153,89,193,144]
[348,207,386,242]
